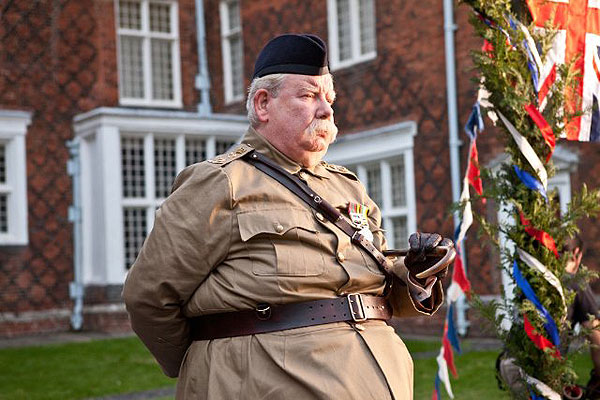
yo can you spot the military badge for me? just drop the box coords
[348,203,374,242]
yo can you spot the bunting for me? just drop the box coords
[517,248,566,315]
[435,347,455,399]
[512,260,561,347]
[512,165,548,203]
[519,212,559,258]
[524,314,561,359]
[524,104,556,162]
[497,110,548,189]
[467,141,484,199]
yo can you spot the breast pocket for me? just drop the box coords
[237,209,326,276]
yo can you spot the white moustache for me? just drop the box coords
[307,119,338,138]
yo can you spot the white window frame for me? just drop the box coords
[325,121,418,248]
[327,0,377,70]
[73,107,247,285]
[115,0,182,108]
[0,110,32,245]
[220,0,244,104]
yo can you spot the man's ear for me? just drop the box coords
[253,89,270,123]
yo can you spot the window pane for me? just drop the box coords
[359,0,376,54]
[336,0,352,61]
[151,39,174,100]
[121,137,146,198]
[230,34,244,98]
[149,2,171,33]
[0,194,7,233]
[123,207,147,269]
[119,0,142,30]
[216,140,236,155]
[390,156,406,207]
[365,163,382,207]
[227,0,241,31]
[392,216,408,249]
[185,138,207,165]
[154,138,177,198]
[119,36,145,98]
[0,143,5,184]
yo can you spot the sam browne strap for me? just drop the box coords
[243,150,394,276]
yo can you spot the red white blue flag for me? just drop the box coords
[527,0,600,142]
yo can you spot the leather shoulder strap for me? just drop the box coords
[243,150,392,276]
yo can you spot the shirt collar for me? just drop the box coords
[241,127,329,179]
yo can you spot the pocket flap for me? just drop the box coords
[237,208,316,242]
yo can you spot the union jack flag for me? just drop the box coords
[527,0,600,142]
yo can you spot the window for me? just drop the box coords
[327,0,377,70]
[120,134,239,268]
[350,157,410,249]
[73,108,247,284]
[116,0,182,107]
[325,122,417,249]
[0,110,31,245]
[220,0,244,103]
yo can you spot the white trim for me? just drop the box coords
[327,0,377,70]
[73,107,247,285]
[0,110,32,246]
[220,0,244,104]
[326,121,418,247]
[116,0,182,108]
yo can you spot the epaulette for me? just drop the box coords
[207,143,253,166]
[320,161,358,180]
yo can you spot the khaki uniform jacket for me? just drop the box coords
[123,127,443,400]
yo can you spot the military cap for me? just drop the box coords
[252,33,329,79]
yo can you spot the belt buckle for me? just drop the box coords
[347,293,367,322]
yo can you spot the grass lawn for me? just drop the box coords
[0,335,593,399]
[0,336,175,400]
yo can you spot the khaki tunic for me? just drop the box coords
[123,127,442,400]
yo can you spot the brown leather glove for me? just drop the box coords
[404,232,455,284]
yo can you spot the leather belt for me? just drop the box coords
[190,294,392,341]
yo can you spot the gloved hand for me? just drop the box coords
[404,232,455,284]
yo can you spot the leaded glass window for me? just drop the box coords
[220,0,244,102]
[329,0,377,69]
[117,0,181,106]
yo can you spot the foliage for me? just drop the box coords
[459,0,600,397]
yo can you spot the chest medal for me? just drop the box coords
[348,203,374,242]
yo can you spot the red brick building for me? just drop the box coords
[0,0,598,338]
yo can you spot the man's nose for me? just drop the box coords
[316,97,334,119]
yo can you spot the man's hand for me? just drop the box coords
[404,232,455,284]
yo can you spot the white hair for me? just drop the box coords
[246,74,288,127]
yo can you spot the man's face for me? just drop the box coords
[261,74,338,168]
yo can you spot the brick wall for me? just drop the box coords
[0,0,200,337]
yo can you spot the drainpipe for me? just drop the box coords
[195,0,212,116]
[443,0,469,335]
[67,138,84,330]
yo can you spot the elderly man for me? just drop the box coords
[123,33,453,399]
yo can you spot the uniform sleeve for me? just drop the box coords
[363,193,444,317]
[122,163,233,377]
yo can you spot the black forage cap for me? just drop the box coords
[252,33,329,79]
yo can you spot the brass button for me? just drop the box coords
[275,224,284,233]
[299,171,308,180]
[337,252,345,262]
[315,212,325,222]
